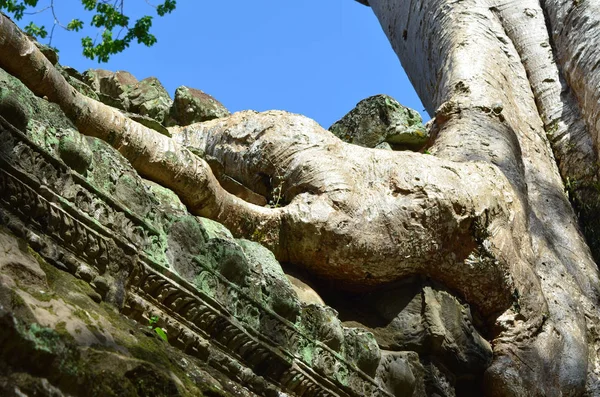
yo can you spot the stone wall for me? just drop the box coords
[0,65,423,396]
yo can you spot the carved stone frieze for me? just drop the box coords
[0,111,402,396]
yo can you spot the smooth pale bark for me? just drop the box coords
[540,0,600,259]
[170,111,540,319]
[492,0,600,228]
[543,0,600,150]
[0,13,528,319]
[368,0,600,394]
[0,3,545,318]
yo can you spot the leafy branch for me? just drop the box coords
[0,0,177,62]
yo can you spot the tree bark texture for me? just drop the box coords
[1,0,600,393]
[367,0,600,394]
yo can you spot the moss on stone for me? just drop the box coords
[329,94,428,151]
[0,67,79,155]
[0,231,240,396]
[58,129,94,175]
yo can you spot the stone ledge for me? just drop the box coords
[0,114,398,396]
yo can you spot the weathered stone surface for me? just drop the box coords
[60,65,85,82]
[57,128,94,175]
[0,229,256,397]
[377,352,425,396]
[61,73,100,102]
[321,278,492,393]
[61,67,228,136]
[300,305,344,351]
[423,286,492,373]
[82,70,173,126]
[329,94,428,150]
[0,67,75,144]
[77,70,229,131]
[169,85,230,126]
[84,69,138,99]
[0,90,29,132]
[237,239,301,321]
[128,77,172,124]
[81,69,134,111]
[343,328,381,376]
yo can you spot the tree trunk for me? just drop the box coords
[1,0,600,393]
[366,0,600,394]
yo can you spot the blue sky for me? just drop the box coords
[17,1,426,129]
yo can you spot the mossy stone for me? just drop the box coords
[58,130,94,175]
[237,239,300,321]
[169,86,230,126]
[329,94,428,151]
[343,328,381,376]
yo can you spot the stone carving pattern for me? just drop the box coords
[0,169,111,274]
[1,126,167,266]
[0,119,393,397]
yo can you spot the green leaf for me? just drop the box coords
[125,16,157,46]
[67,18,83,32]
[0,1,28,20]
[154,327,168,342]
[91,3,128,30]
[157,0,176,16]
[24,21,47,38]
[82,0,96,11]
[81,36,94,60]
[148,315,159,327]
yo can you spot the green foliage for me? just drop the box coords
[66,18,83,32]
[156,0,175,16]
[148,315,159,327]
[24,21,46,38]
[148,315,168,342]
[0,0,177,62]
[0,0,39,20]
[153,326,168,342]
